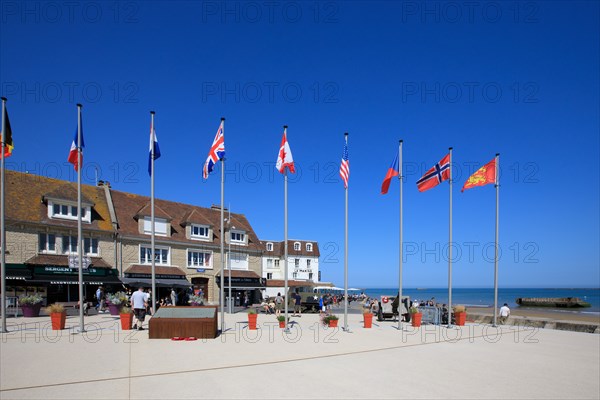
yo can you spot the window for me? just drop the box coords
[229,252,249,270]
[62,236,78,254]
[49,201,90,222]
[266,273,273,279]
[191,224,209,240]
[187,250,212,268]
[292,272,298,279]
[274,259,280,268]
[307,259,311,268]
[295,259,300,268]
[230,231,246,244]
[140,245,170,265]
[267,259,273,269]
[39,233,56,253]
[266,242,273,251]
[294,242,300,251]
[306,243,313,252]
[84,238,99,256]
[309,273,313,280]
[143,217,168,236]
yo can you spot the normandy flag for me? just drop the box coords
[461,158,497,192]
[1,105,13,158]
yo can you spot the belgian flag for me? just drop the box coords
[1,104,13,158]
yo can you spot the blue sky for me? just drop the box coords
[1,1,598,288]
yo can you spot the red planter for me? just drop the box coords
[107,304,121,316]
[411,313,423,327]
[328,319,338,328]
[120,313,133,330]
[279,320,285,328]
[455,312,466,326]
[248,313,257,330]
[50,312,66,330]
[363,313,373,328]
[21,303,42,318]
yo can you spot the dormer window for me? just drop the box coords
[230,230,246,245]
[143,217,168,236]
[294,242,300,251]
[48,201,91,223]
[306,243,313,252]
[266,242,273,251]
[191,224,210,240]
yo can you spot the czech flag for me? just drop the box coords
[381,151,399,194]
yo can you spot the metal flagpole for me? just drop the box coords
[283,125,289,332]
[343,132,349,332]
[220,118,225,331]
[398,139,403,331]
[1,97,7,333]
[493,153,500,327]
[228,206,232,313]
[447,147,453,328]
[77,104,85,333]
[150,111,157,318]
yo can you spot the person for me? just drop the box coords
[131,287,148,331]
[293,291,302,317]
[499,303,511,324]
[274,292,283,316]
[95,286,105,313]
[170,288,178,306]
[318,295,325,314]
[243,292,249,308]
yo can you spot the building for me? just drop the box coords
[261,240,320,297]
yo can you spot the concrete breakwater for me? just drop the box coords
[467,312,600,334]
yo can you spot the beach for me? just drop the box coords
[1,310,599,399]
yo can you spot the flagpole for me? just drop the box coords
[398,139,403,331]
[493,153,500,327]
[76,104,85,333]
[0,97,7,333]
[220,118,225,332]
[448,147,453,328]
[228,205,232,314]
[150,111,157,319]
[283,125,289,332]
[343,132,349,332]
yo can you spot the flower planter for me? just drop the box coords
[248,313,257,330]
[279,320,286,328]
[411,313,423,327]
[21,303,42,318]
[363,313,373,328]
[328,319,339,328]
[50,312,67,330]
[107,304,121,316]
[120,313,133,330]
[455,311,466,326]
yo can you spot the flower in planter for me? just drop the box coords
[105,292,128,306]
[18,294,43,305]
[188,294,204,306]
[45,303,65,314]
[321,313,339,326]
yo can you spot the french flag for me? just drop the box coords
[67,112,84,171]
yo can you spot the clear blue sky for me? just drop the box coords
[1,1,598,288]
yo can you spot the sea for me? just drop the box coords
[361,288,600,315]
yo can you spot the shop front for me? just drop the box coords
[122,265,191,306]
[217,270,266,306]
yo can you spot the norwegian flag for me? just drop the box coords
[339,139,349,188]
[67,111,84,171]
[417,153,450,192]
[275,126,295,174]
[203,119,225,179]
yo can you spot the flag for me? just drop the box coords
[461,158,496,192]
[203,120,225,179]
[1,105,13,158]
[339,141,349,188]
[276,128,295,174]
[416,153,450,192]
[67,113,84,171]
[147,118,161,175]
[381,152,399,194]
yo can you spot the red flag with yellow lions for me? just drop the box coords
[461,158,497,192]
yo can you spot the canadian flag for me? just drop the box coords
[275,127,295,174]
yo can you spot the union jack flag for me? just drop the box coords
[416,153,450,192]
[339,139,349,188]
[203,119,225,179]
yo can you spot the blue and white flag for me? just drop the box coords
[148,118,161,175]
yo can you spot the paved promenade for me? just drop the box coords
[1,310,599,399]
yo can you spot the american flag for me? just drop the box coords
[339,140,349,188]
[203,119,225,179]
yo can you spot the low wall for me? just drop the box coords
[467,312,600,334]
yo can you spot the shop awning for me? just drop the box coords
[120,277,191,289]
[5,264,32,280]
[30,274,123,285]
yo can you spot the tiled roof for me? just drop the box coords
[124,265,187,276]
[266,279,317,287]
[261,240,320,257]
[25,254,112,268]
[43,184,94,205]
[216,270,261,279]
[135,202,173,221]
[5,170,115,232]
[110,189,262,251]
[180,209,213,226]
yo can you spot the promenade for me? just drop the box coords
[1,310,599,399]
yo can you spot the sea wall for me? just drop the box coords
[467,312,600,334]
